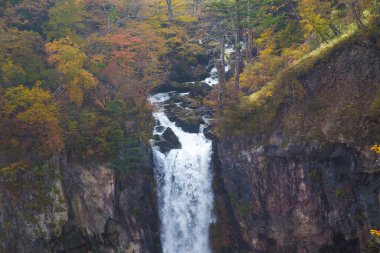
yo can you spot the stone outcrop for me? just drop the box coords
[215,141,379,253]
[0,148,160,253]
[211,34,380,252]
[154,127,182,154]
[165,104,203,133]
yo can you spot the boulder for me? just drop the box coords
[203,125,217,140]
[165,92,193,107]
[154,128,181,153]
[189,82,212,98]
[175,115,202,133]
[162,128,181,147]
[165,105,202,133]
[151,82,195,94]
[169,52,211,83]
[151,81,211,97]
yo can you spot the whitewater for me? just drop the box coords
[150,92,214,253]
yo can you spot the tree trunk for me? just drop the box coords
[234,0,241,94]
[220,36,226,85]
[246,28,253,62]
[245,0,253,62]
[216,60,224,101]
[329,23,341,36]
[101,3,110,31]
[244,31,248,60]
[216,37,226,101]
[234,39,241,94]
[166,0,173,23]
[347,1,365,28]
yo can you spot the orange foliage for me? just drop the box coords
[0,85,63,163]
[370,229,380,237]
[99,21,169,99]
[371,145,380,154]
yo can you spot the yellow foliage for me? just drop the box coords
[264,91,273,98]
[0,85,63,159]
[260,46,275,58]
[282,44,311,64]
[371,145,380,154]
[46,38,97,105]
[256,29,274,48]
[240,50,285,93]
[370,229,380,237]
[298,0,334,41]
[2,85,60,126]
[0,162,28,174]
[1,60,26,85]
[90,54,105,64]
[44,0,86,40]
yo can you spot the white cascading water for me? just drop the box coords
[150,93,214,253]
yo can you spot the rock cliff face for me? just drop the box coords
[215,141,379,253]
[0,147,160,253]
[212,34,380,252]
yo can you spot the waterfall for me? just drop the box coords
[150,93,214,253]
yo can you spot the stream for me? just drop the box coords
[149,64,225,252]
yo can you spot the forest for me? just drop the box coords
[1,0,379,169]
[1,0,380,252]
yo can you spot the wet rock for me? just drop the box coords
[152,81,212,95]
[151,82,191,93]
[152,80,211,99]
[165,92,193,107]
[165,105,202,133]
[162,127,179,145]
[155,126,165,133]
[169,53,211,83]
[204,125,216,140]
[155,128,181,153]
[189,82,212,98]
[193,106,214,118]
[176,115,202,133]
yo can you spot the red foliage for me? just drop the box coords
[105,33,143,47]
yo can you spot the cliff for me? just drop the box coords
[0,147,160,253]
[212,33,380,252]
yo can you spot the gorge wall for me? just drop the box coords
[0,147,161,253]
[212,33,380,253]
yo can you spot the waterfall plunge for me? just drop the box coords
[150,93,214,253]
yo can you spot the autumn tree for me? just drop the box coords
[46,38,98,105]
[159,0,201,23]
[43,0,86,40]
[298,0,339,42]
[0,85,63,163]
[0,0,51,33]
[343,0,366,28]
[206,0,299,95]
[99,21,168,98]
[0,28,48,87]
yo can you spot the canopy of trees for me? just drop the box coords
[0,0,379,170]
